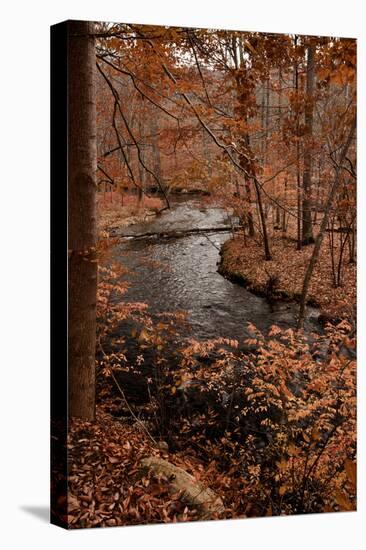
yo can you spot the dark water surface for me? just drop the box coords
[112,197,319,343]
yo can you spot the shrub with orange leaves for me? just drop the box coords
[167,322,356,516]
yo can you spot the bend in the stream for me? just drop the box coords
[111,197,320,343]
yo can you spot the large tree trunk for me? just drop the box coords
[68,20,97,420]
[297,116,356,329]
[302,43,315,244]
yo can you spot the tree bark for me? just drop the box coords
[233,40,255,238]
[254,178,272,260]
[68,21,97,419]
[202,128,213,178]
[302,43,315,244]
[137,98,146,201]
[235,39,270,258]
[294,36,302,250]
[297,116,356,329]
[264,76,270,164]
[296,138,302,249]
[149,106,163,186]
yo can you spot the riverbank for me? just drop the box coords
[97,192,165,234]
[218,235,356,324]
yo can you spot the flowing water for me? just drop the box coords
[111,197,320,344]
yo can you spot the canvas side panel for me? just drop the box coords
[50,20,69,530]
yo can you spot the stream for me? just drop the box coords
[110,196,320,344]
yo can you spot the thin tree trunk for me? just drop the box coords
[149,107,163,187]
[294,36,302,250]
[202,128,213,178]
[275,67,282,228]
[282,177,288,233]
[68,20,97,420]
[137,101,146,201]
[350,220,356,263]
[275,207,281,226]
[336,230,350,287]
[245,178,255,237]
[327,215,337,287]
[261,82,266,160]
[254,178,272,260]
[278,66,282,132]
[297,117,356,329]
[265,77,270,164]
[233,41,255,238]
[302,44,315,244]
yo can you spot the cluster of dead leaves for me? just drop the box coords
[66,404,204,529]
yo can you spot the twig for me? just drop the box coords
[98,340,158,445]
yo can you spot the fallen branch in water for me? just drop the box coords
[111,225,241,240]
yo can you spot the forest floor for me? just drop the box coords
[97,192,164,233]
[219,234,356,324]
[66,394,225,528]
